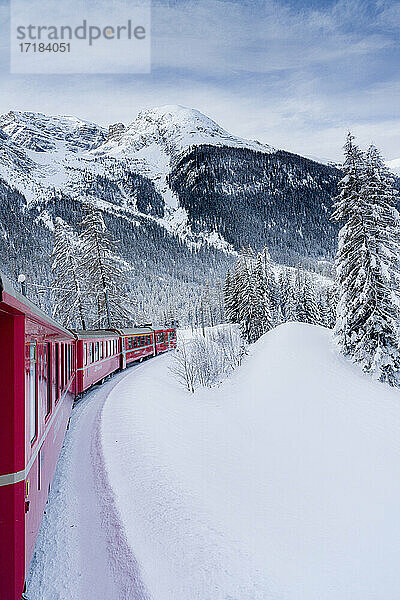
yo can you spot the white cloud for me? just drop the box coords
[0,0,399,162]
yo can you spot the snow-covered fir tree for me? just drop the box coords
[301,271,321,325]
[51,217,87,329]
[238,263,268,343]
[223,271,236,323]
[253,254,273,332]
[277,270,293,321]
[286,268,307,322]
[80,203,133,328]
[257,247,280,324]
[320,285,337,329]
[332,134,400,386]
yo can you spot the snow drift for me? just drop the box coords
[101,322,400,600]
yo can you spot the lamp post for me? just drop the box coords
[18,274,26,296]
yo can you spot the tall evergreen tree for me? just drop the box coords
[302,272,321,325]
[80,204,133,328]
[223,271,236,323]
[332,135,400,385]
[51,217,87,329]
[239,264,268,343]
[278,270,293,321]
[253,254,273,333]
[258,246,280,323]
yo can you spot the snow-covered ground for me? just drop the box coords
[25,367,149,600]
[27,323,400,599]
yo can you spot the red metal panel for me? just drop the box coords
[0,312,26,600]
[78,337,120,392]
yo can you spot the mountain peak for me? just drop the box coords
[97,104,274,158]
[0,110,106,152]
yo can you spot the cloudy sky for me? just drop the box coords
[0,0,399,161]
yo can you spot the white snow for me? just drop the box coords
[101,323,400,600]
[26,368,150,600]
[27,323,400,599]
[386,157,400,176]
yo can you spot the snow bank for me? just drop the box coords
[101,323,400,600]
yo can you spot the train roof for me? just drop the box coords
[0,270,74,337]
[118,327,153,336]
[72,329,121,340]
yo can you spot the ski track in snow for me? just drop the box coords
[26,366,150,600]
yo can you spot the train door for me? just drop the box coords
[45,342,52,419]
[53,343,60,404]
[25,341,38,553]
[25,341,38,447]
[122,337,127,369]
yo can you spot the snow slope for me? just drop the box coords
[101,323,400,600]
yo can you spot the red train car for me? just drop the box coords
[0,272,75,600]
[154,326,177,354]
[0,265,178,598]
[74,330,121,394]
[118,327,155,367]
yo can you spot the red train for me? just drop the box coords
[0,271,176,599]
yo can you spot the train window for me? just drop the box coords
[99,342,103,360]
[95,342,99,362]
[83,344,87,367]
[131,337,136,348]
[64,344,67,387]
[27,343,38,444]
[54,344,60,404]
[60,344,65,391]
[45,343,52,418]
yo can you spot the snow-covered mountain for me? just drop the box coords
[98,105,274,157]
[387,158,400,176]
[0,104,342,320]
